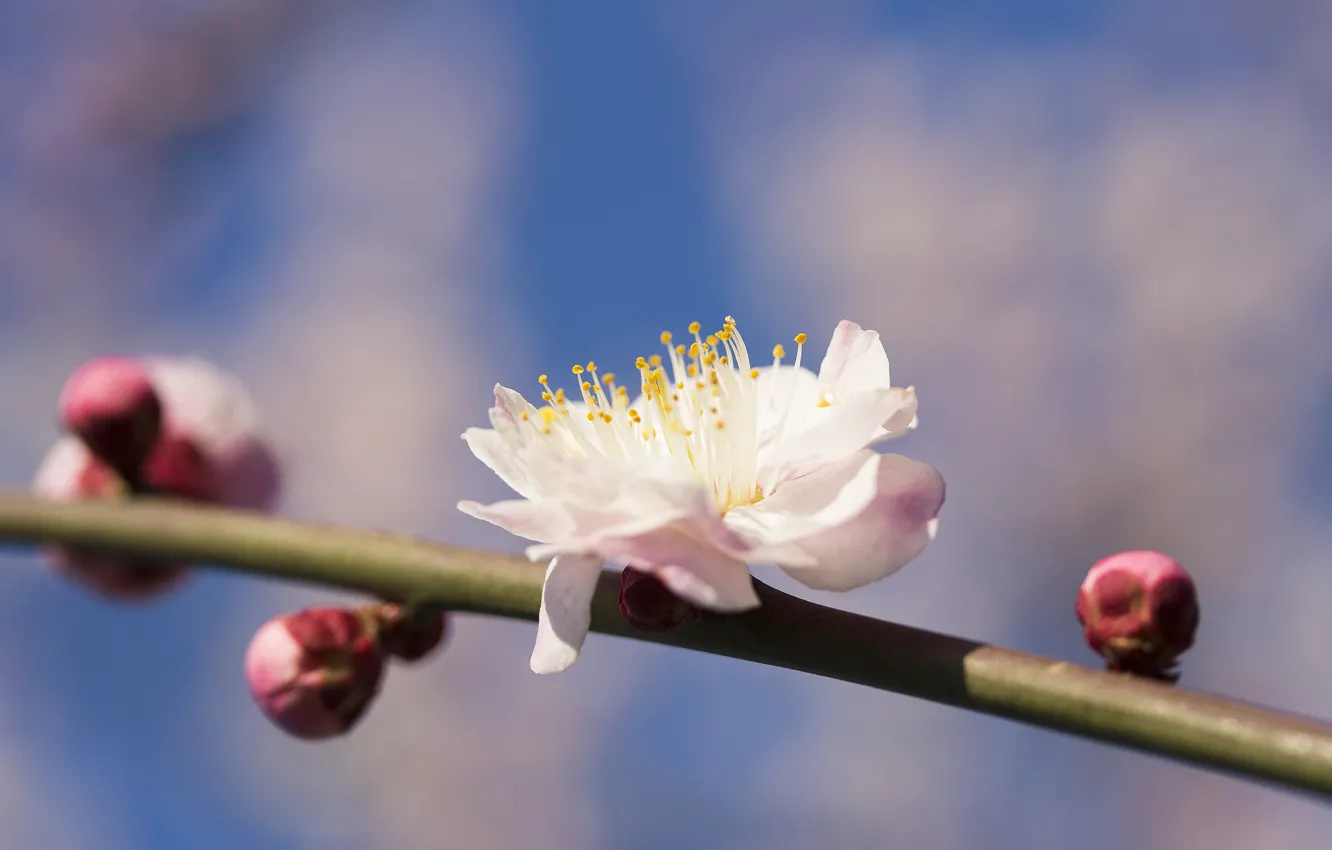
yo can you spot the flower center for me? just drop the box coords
[525,317,807,512]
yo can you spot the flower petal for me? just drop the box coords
[531,554,604,673]
[140,357,282,509]
[32,436,92,500]
[776,452,944,592]
[593,524,760,611]
[459,385,550,499]
[758,387,918,489]
[464,380,695,513]
[654,560,758,611]
[525,450,695,513]
[463,426,538,500]
[523,488,760,612]
[216,438,282,510]
[142,357,261,456]
[491,384,539,433]
[754,365,820,445]
[817,320,893,394]
[752,322,918,488]
[458,497,574,543]
[869,404,919,446]
[725,449,884,555]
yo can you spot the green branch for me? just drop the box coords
[2,492,1331,798]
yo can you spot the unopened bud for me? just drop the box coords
[1076,550,1199,681]
[141,356,281,510]
[33,438,186,599]
[245,608,386,740]
[140,433,215,501]
[375,604,448,663]
[33,356,283,602]
[58,357,161,482]
[619,566,699,631]
[49,551,188,600]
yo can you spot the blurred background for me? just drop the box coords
[3,0,1332,847]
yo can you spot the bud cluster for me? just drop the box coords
[31,355,455,742]
[245,604,449,739]
[33,356,280,599]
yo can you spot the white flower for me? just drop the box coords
[458,318,944,673]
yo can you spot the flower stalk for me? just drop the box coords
[2,491,1332,798]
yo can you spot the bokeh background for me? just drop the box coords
[3,0,1332,847]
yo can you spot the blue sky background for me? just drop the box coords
[4,1,1332,848]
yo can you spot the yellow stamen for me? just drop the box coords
[523,316,781,511]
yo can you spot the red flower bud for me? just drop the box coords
[375,604,448,663]
[49,551,189,600]
[140,433,215,501]
[35,356,283,602]
[619,567,698,632]
[141,356,281,510]
[58,357,161,482]
[1076,550,1199,681]
[245,608,386,740]
[34,441,187,600]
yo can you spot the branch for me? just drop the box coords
[2,492,1330,799]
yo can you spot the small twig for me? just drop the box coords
[2,492,1331,798]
